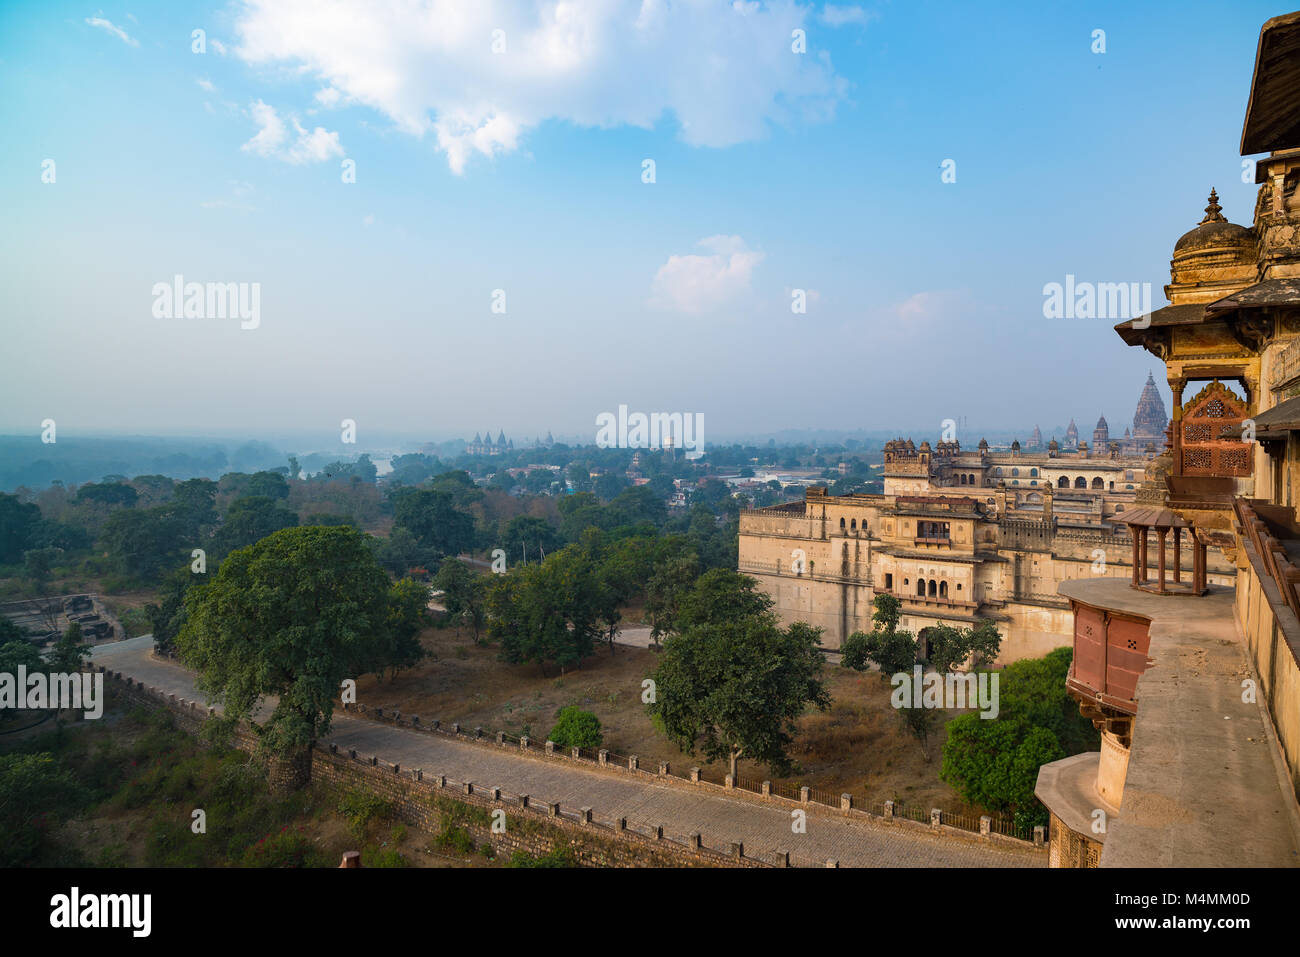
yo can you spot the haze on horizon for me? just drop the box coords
[0,0,1274,446]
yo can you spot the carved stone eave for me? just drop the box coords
[1229,314,1274,351]
[1129,328,1171,362]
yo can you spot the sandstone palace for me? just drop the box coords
[738,381,1233,662]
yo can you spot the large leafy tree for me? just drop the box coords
[651,616,830,780]
[210,495,299,561]
[644,539,701,646]
[941,647,1098,827]
[392,488,476,559]
[433,557,488,642]
[101,506,188,580]
[176,525,422,789]
[648,573,830,779]
[488,545,602,675]
[0,494,41,564]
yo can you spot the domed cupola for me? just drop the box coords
[1173,189,1255,256]
[1168,190,1257,298]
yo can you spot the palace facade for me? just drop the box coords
[738,394,1234,663]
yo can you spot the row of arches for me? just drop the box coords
[916,577,950,598]
[1057,476,1110,490]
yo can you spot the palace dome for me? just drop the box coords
[1173,189,1254,256]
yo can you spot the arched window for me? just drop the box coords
[1058,476,1069,488]
[939,581,948,598]
[928,580,937,597]
[969,474,977,485]
[851,518,857,529]
[917,578,926,596]
[959,474,967,485]
[1092,477,1104,490]
[840,517,845,529]
[995,467,1003,476]
[1012,468,1019,477]
[1075,477,1087,489]
[1030,468,1038,477]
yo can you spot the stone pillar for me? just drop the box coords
[520,736,529,751]
[1173,527,1181,584]
[730,841,744,860]
[580,807,592,824]
[598,749,608,766]
[761,781,771,797]
[1034,825,1046,847]
[980,815,992,836]
[1131,529,1141,586]
[840,793,853,812]
[930,808,942,828]
[658,762,669,776]
[799,786,810,804]
[1157,529,1167,594]
[339,851,361,868]
[725,775,734,789]
[883,800,895,819]
[546,802,559,817]
[689,833,702,849]
[496,731,505,746]
[690,767,701,783]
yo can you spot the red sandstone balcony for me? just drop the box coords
[1064,594,1152,717]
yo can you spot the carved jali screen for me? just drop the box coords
[1179,380,1252,477]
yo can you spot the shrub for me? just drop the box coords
[546,707,603,750]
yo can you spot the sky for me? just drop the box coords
[0,0,1286,448]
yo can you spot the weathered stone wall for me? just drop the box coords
[1235,542,1300,802]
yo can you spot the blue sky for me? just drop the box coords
[0,0,1283,447]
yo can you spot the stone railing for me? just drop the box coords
[338,700,1043,852]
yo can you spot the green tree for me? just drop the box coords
[644,542,700,646]
[47,622,91,674]
[0,494,41,564]
[940,648,1097,826]
[547,706,603,749]
[648,584,829,779]
[211,495,299,560]
[924,619,1003,674]
[488,546,602,675]
[392,488,475,559]
[0,753,84,866]
[176,526,416,789]
[840,595,918,677]
[432,558,488,642]
[101,506,188,581]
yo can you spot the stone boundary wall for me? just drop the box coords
[94,667,787,867]
[336,699,1045,855]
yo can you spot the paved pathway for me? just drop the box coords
[91,637,1042,868]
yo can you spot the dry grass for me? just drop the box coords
[358,625,981,817]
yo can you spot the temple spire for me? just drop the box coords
[1200,187,1226,224]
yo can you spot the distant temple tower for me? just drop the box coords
[1092,415,1110,451]
[1065,419,1079,449]
[1131,372,1169,451]
[1030,425,1043,449]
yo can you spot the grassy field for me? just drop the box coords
[0,691,503,868]
[356,622,984,815]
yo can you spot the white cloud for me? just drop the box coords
[820,5,875,27]
[197,78,216,92]
[651,235,764,315]
[314,86,343,107]
[211,38,227,55]
[233,0,846,174]
[241,99,344,164]
[85,15,138,46]
[894,289,966,322]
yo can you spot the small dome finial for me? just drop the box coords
[1200,187,1226,224]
